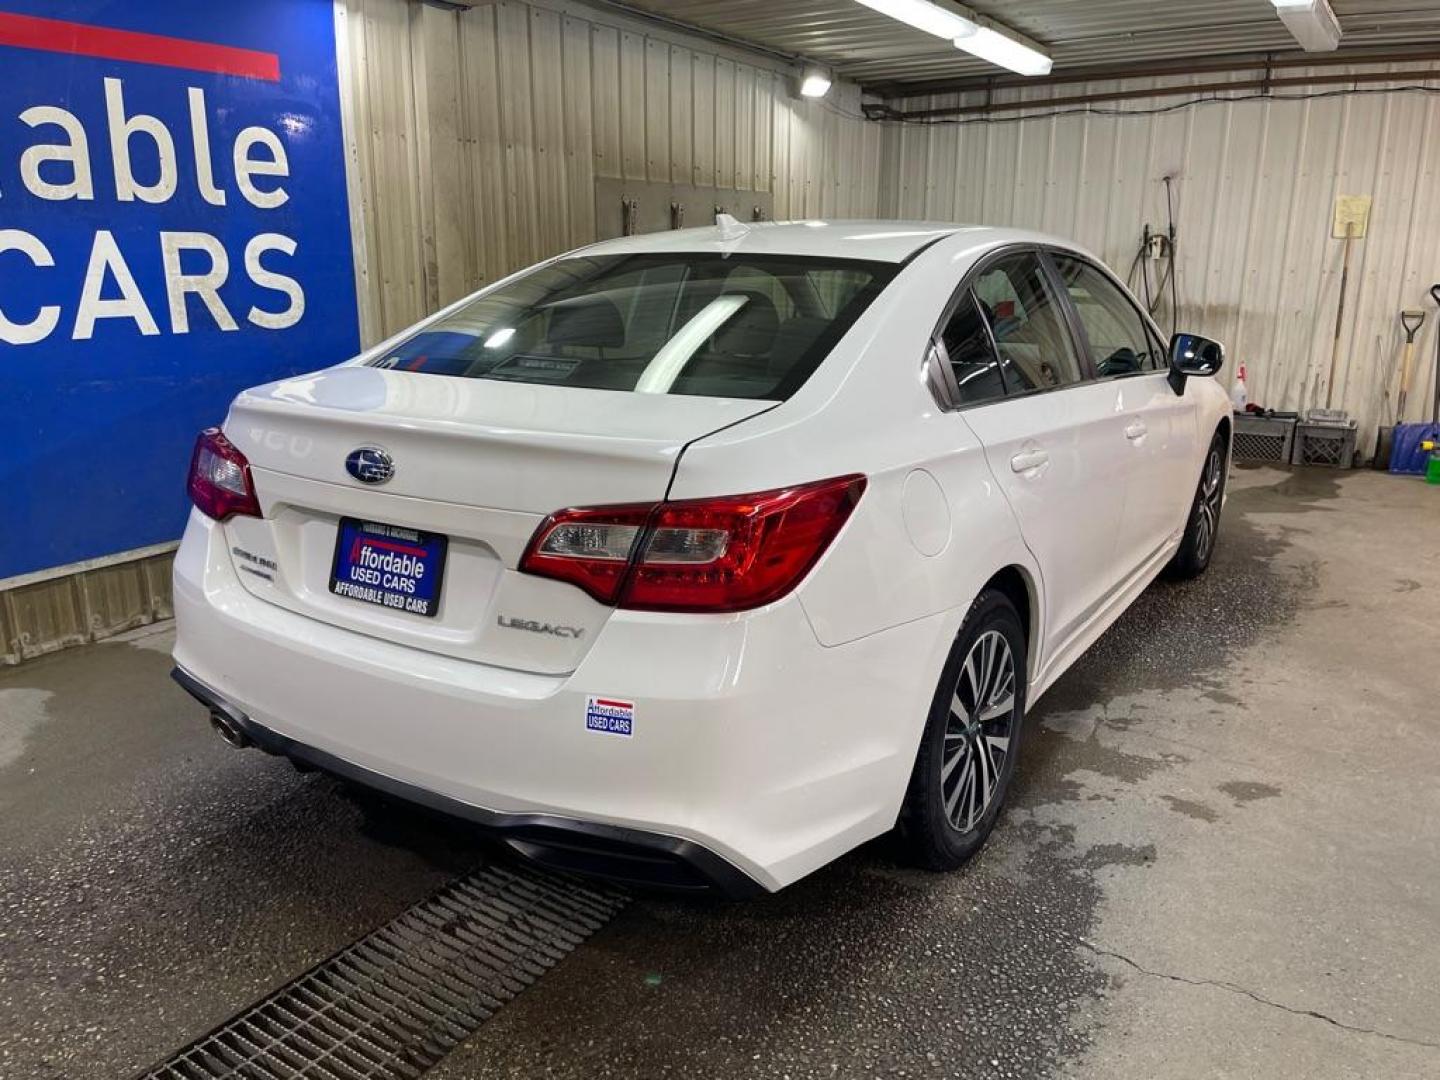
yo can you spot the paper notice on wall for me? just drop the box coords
[1332,195,1372,239]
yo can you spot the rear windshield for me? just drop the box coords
[368,253,897,401]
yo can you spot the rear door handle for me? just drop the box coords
[1124,420,1149,441]
[1010,448,1050,473]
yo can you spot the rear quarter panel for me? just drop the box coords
[670,234,1044,663]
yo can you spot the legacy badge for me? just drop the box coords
[497,615,585,639]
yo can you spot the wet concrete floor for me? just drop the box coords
[2,467,1437,1079]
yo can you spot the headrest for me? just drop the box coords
[711,290,779,357]
[545,294,626,349]
[769,315,830,375]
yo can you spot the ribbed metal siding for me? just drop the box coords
[0,548,174,666]
[0,0,881,666]
[341,0,883,344]
[881,67,1440,450]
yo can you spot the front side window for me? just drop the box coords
[972,253,1083,392]
[369,254,896,401]
[1049,254,1162,376]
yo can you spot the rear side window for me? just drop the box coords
[939,292,1006,406]
[369,253,896,401]
[1050,254,1163,375]
[973,253,1082,392]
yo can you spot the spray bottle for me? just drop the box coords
[1229,358,1248,412]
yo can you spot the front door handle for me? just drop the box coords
[1124,420,1149,441]
[1010,448,1050,473]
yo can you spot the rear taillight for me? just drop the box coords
[518,504,652,605]
[187,427,261,521]
[519,474,866,612]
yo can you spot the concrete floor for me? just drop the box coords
[1,466,1437,1079]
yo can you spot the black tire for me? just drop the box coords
[1165,429,1227,581]
[1372,426,1395,471]
[898,589,1027,871]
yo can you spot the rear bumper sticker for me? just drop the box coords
[585,696,634,737]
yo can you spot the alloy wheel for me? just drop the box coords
[1195,446,1223,562]
[941,629,1017,834]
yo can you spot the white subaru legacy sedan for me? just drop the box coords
[173,220,1231,895]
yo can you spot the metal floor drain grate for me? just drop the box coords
[138,862,627,1079]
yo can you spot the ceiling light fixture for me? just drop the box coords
[854,0,1052,77]
[953,25,1052,77]
[800,65,833,98]
[1270,0,1341,52]
[854,0,973,41]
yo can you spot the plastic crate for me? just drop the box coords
[1293,420,1357,468]
[1232,413,1296,464]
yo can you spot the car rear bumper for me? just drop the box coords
[172,511,951,893]
[171,665,763,896]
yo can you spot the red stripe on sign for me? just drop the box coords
[363,538,430,559]
[594,699,632,709]
[0,12,280,81]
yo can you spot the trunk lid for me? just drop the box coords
[219,366,772,674]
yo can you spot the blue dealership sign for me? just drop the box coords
[0,0,359,579]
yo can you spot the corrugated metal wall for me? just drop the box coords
[1,0,882,664]
[11,7,1438,664]
[339,0,884,345]
[0,549,174,666]
[880,66,1440,452]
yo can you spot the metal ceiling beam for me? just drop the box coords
[881,65,1440,120]
[865,43,1440,99]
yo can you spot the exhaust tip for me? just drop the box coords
[210,710,252,750]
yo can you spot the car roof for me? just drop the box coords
[576,219,1069,265]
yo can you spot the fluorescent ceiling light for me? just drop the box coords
[1270,0,1341,52]
[953,26,1052,77]
[800,67,832,98]
[856,0,1052,77]
[483,327,515,349]
[855,0,975,41]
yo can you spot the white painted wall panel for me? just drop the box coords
[880,69,1440,451]
[340,0,881,343]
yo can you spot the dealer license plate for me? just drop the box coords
[329,518,447,618]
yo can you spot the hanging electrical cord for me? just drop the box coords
[1163,175,1179,337]
[1125,235,1155,316]
[1125,246,1144,293]
[867,84,1440,127]
[1150,254,1173,321]
[1122,179,1181,335]
[1139,246,1154,314]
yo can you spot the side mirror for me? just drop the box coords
[1167,332,1225,395]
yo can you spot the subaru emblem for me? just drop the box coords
[345,447,394,485]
